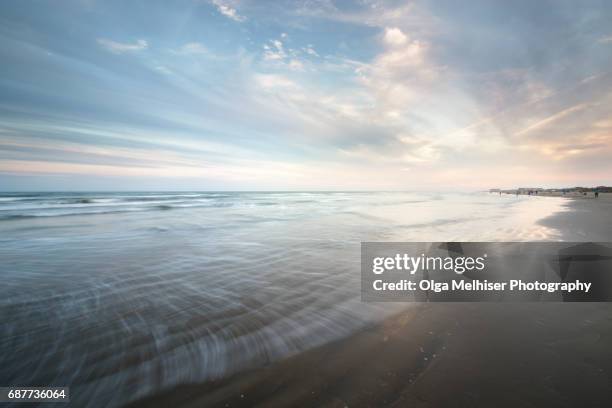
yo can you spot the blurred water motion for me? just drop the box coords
[0,191,564,406]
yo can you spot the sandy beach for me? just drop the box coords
[127,196,612,408]
[130,302,612,408]
[539,194,612,241]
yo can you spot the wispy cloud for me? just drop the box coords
[515,104,589,137]
[263,39,286,61]
[211,0,245,22]
[303,45,319,57]
[174,42,209,55]
[97,38,148,54]
[598,35,612,44]
[262,35,307,71]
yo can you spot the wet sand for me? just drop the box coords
[128,198,612,408]
[129,303,612,408]
[538,194,612,241]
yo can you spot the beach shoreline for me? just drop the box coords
[538,193,612,241]
[129,302,612,408]
[127,198,612,408]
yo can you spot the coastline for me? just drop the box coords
[538,193,612,241]
[129,303,612,408]
[128,198,612,408]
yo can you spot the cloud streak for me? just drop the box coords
[211,0,245,22]
[515,104,589,137]
[97,38,148,54]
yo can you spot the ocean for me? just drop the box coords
[0,191,566,406]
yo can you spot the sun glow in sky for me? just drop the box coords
[1,0,611,191]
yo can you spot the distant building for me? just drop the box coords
[517,187,543,194]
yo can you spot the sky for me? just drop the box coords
[1,0,611,191]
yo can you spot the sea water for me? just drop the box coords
[0,191,566,406]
